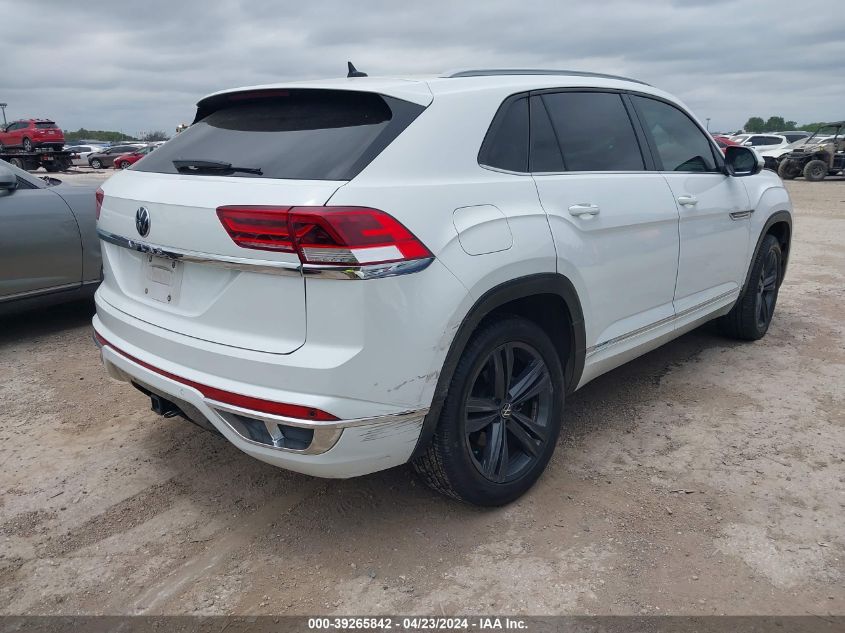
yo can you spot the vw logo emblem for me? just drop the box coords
[135,207,150,237]
[500,402,512,419]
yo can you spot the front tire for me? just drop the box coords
[117,161,129,169]
[803,159,827,181]
[720,234,782,340]
[413,316,564,506]
[22,137,33,152]
[777,159,800,180]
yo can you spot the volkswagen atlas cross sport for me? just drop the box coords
[93,69,792,505]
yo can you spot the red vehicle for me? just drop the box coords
[713,135,739,153]
[0,119,65,152]
[112,145,155,169]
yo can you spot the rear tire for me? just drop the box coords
[803,159,827,181]
[90,158,103,169]
[8,157,24,169]
[413,316,564,506]
[720,234,782,341]
[777,159,800,180]
[118,161,130,169]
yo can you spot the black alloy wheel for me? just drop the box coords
[464,342,554,483]
[755,248,779,331]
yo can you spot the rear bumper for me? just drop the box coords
[93,318,428,478]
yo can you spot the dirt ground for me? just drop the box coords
[1,176,843,616]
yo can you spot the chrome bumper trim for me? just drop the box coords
[98,229,433,280]
[206,402,429,456]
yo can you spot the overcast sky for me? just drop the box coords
[1,0,842,136]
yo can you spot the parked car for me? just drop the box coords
[712,135,739,153]
[65,145,101,166]
[776,131,811,143]
[730,134,789,153]
[0,119,65,152]
[88,145,144,169]
[93,70,792,505]
[0,160,101,313]
[112,145,155,169]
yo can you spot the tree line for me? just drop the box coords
[742,116,837,134]
[63,128,169,142]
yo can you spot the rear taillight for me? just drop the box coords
[95,188,104,220]
[216,206,432,266]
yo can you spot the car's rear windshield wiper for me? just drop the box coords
[172,159,263,176]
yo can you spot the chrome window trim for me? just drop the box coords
[98,229,433,280]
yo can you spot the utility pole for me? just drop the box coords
[706,117,711,132]
[0,103,7,126]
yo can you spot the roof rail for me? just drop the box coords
[443,69,650,86]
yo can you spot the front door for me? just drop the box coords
[630,95,751,315]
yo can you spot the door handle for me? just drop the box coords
[677,195,698,206]
[568,203,600,217]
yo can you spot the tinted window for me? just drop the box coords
[529,96,564,172]
[632,96,718,172]
[541,92,644,171]
[137,90,424,180]
[35,122,58,129]
[759,136,782,144]
[479,97,529,172]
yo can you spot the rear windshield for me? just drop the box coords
[135,89,425,180]
[35,122,58,129]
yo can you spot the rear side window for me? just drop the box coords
[540,92,645,171]
[135,90,424,180]
[529,96,565,172]
[478,97,529,172]
[631,96,718,172]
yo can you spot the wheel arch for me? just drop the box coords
[743,210,792,295]
[410,272,585,460]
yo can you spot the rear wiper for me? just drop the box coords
[172,159,262,176]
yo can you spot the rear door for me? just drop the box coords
[97,88,425,354]
[629,95,750,314]
[530,90,681,351]
[0,172,82,298]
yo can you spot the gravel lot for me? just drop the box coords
[1,176,843,616]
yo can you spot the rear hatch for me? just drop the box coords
[96,86,427,354]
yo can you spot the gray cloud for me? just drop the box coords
[0,0,842,135]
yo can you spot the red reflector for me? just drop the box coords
[95,188,104,220]
[94,331,338,421]
[217,206,432,266]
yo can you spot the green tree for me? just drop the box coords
[140,130,169,142]
[63,128,135,143]
[744,117,765,133]
[764,116,786,132]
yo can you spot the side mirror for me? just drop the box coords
[0,162,18,191]
[724,146,763,177]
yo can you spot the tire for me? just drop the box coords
[44,164,60,173]
[90,158,103,169]
[8,157,24,169]
[720,234,782,341]
[777,159,800,180]
[413,316,564,506]
[118,161,129,169]
[803,159,827,181]
[22,137,33,152]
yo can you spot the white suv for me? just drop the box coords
[93,69,792,505]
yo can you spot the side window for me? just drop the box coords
[529,96,564,172]
[540,91,645,171]
[632,96,718,172]
[478,96,529,172]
